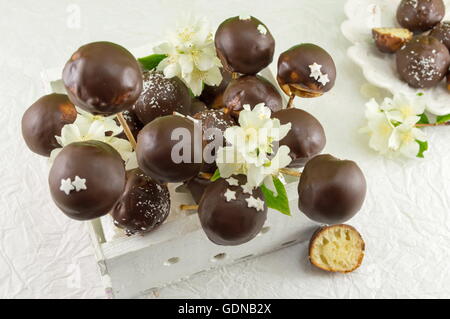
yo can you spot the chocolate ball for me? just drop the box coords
[110,168,170,236]
[115,107,144,140]
[62,42,143,115]
[193,109,236,173]
[430,21,450,50]
[277,44,336,98]
[190,99,208,115]
[223,75,282,116]
[215,16,275,75]
[199,68,232,109]
[198,175,267,246]
[49,140,126,221]
[396,35,450,88]
[136,115,202,183]
[134,71,192,125]
[186,176,212,204]
[397,0,445,33]
[272,108,326,168]
[298,154,366,225]
[22,93,77,156]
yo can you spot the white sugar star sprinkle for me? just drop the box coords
[224,189,237,202]
[60,178,75,195]
[245,196,265,211]
[72,176,87,192]
[257,24,267,35]
[241,183,254,195]
[239,14,251,20]
[309,63,322,80]
[318,73,330,86]
[226,177,239,186]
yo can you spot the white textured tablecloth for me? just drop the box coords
[1,0,450,299]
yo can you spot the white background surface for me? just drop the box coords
[1,0,450,299]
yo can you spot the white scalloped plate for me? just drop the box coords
[341,0,450,115]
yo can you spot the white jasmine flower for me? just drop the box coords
[154,16,222,96]
[388,119,427,158]
[216,104,292,189]
[380,92,425,124]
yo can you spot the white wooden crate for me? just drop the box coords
[41,45,315,298]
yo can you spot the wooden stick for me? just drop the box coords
[198,172,213,180]
[180,204,199,211]
[415,122,450,127]
[116,112,137,149]
[232,72,240,80]
[279,168,301,177]
[287,93,296,109]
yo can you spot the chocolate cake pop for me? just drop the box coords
[198,175,267,246]
[186,176,212,204]
[115,107,144,140]
[62,41,142,115]
[193,109,236,173]
[49,140,126,221]
[397,0,445,33]
[272,108,326,168]
[277,44,336,98]
[215,16,275,75]
[396,35,450,88]
[223,75,282,116]
[22,93,77,156]
[136,115,202,183]
[190,99,208,115]
[298,154,366,224]
[134,71,192,125]
[110,168,170,236]
[430,21,450,50]
[199,68,232,109]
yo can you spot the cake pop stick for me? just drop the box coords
[116,112,137,149]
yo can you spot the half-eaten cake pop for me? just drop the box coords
[136,115,202,184]
[272,108,326,168]
[62,41,143,115]
[198,175,267,246]
[110,168,170,236]
[298,154,366,224]
[215,16,275,75]
[48,140,126,220]
[22,93,77,156]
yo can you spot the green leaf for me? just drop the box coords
[436,114,450,124]
[417,92,424,96]
[138,54,167,71]
[260,176,291,216]
[417,113,430,125]
[416,140,428,158]
[210,169,221,182]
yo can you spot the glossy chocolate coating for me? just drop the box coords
[49,141,126,221]
[272,108,326,168]
[396,35,450,88]
[198,175,267,246]
[397,0,445,33]
[278,44,336,98]
[223,75,282,116]
[134,71,191,125]
[110,168,170,236]
[190,99,208,115]
[215,16,275,75]
[298,154,366,224]
[115,107,144,140]
[22,93,77,156]
[62,42,143,115]
[199,68,232,109]
[193,109,236,173]
[430,21,450,50]
[186,176,212,204]
[136,115,202,183]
